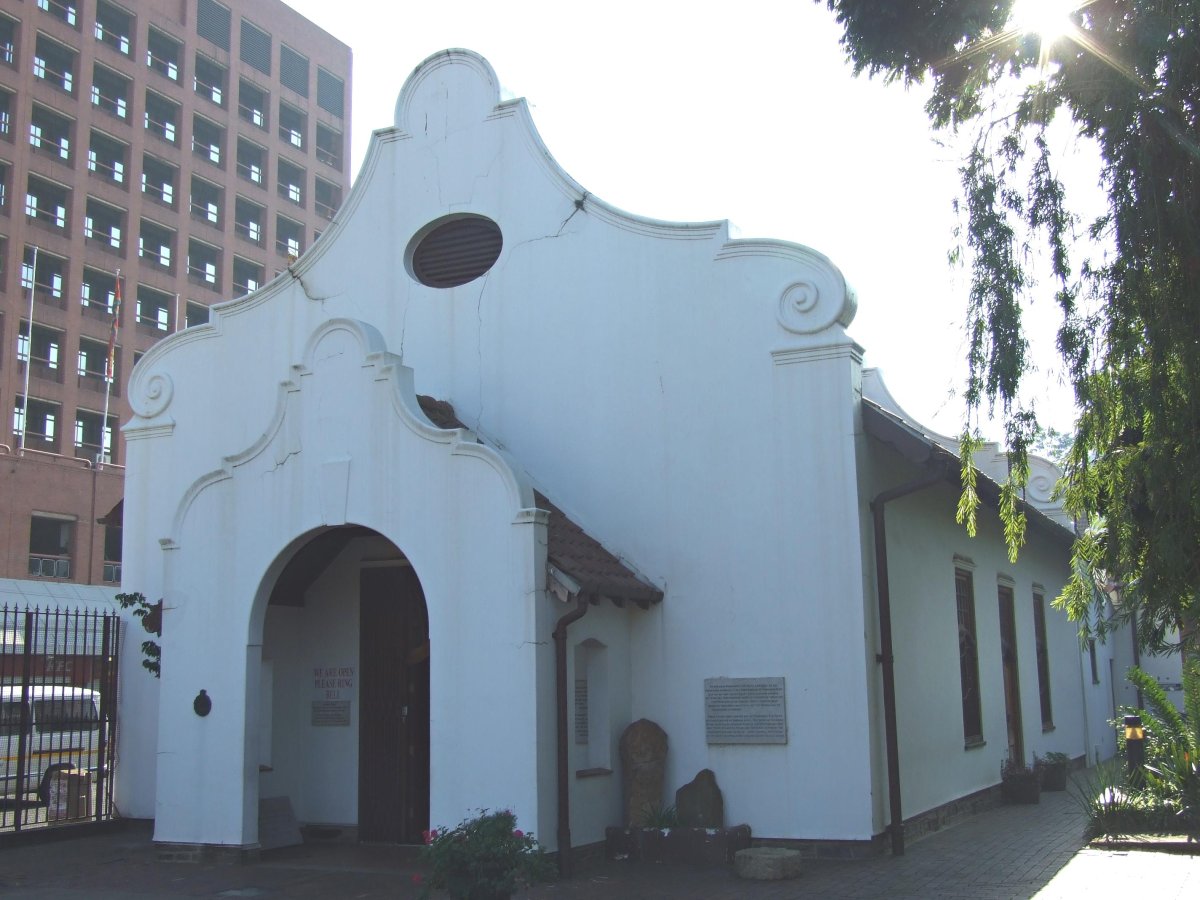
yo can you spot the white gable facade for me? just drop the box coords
[120,50,1117,856]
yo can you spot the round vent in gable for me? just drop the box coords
[407,214,503,288]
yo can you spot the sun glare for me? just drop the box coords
[1009,0,1077,44]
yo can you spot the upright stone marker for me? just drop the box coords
[676,768,724,828]
[620,719,668,825]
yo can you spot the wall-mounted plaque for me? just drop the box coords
[311,699,351,727]
[704,677,787,744]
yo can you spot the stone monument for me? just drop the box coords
[619,719,668,825]
[675,768,724,828]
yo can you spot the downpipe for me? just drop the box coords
[553,593,591,877]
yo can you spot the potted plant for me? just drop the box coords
[419,809,552,900]
[1001,757,1041,804]
[1034,751,1070,791]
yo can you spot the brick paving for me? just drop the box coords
[1,786,1196,899]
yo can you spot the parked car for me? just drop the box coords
[0,685,102,799]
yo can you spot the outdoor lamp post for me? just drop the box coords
[1123,714,1145,782]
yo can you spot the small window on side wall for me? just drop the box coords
[407,214,502,288]
[573,639,610,774]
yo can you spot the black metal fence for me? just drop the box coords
[1,605,121,835]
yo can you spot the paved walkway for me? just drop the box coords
[1,787,1196,899]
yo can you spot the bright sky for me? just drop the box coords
[286,0,1090,441]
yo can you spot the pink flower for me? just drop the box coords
[411,873,423,885]
[422,829,438,844]
[513,829,524,838]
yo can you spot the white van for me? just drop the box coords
[0,685,102,799]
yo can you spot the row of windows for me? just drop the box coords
[0,239,282,314]
[955,566,1054,752]
[196,0,345,117]
[26,512,121,583]
[1,23,343,178]
[5,222,270,292]
[12,320,123,387]
[1,81,343,200]
[4,156,326,258]
[12,395,119,466]
[3,0,345,120]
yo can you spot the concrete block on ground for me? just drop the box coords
[735,847,804,880]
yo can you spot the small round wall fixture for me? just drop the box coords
[193,689,212,717]
[407,214,503,288]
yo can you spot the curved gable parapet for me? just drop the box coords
[297,316,388,365]
[863,370,1072,525]
[298,318,534,509]
[395,48,502,137]
[979,450,1066,511]
[716,239,857,336]
[165,318,535,548]
[861,368,960,450]
[488,98,728,242]
[1025,454,1065,507]
[391,49,730,242]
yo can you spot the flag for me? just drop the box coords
[106,270,122,382]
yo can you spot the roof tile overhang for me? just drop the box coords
[861,399,1076,548]
[418,397,663,609]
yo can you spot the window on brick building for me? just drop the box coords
[29,514,73,579]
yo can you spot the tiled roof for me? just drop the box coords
[417,396,662,608]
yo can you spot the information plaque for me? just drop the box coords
[311,699,351,727]
[703,677,787,744]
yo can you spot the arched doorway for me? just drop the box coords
[260,526,429,844]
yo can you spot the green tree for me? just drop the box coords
[822,1,1199,653]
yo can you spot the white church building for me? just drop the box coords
[116,49,1130,857]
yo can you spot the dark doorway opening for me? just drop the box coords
[997,585,1024,765]
[358,565,430,843]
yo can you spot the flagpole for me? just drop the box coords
[18,246,38,454]
[99,269,121,466]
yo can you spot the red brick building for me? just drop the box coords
[0,0,351,584]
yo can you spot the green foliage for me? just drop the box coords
[638,803,680,828]
[1110,663,1200,839]
[1070,760,1172,841]
[420,809,552,900]
[115,591,161,678]
[824,0,1200,653]
[955,429,983,536]
[1124,665,1196,762]
[1143,744,1200,841]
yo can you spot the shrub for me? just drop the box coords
[1092,661,1200,841]
[420,809,552,900]
[1071,761,1172,841]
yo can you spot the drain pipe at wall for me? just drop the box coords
[871,459,948,857]
[553,593,591,878]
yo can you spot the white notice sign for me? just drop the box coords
[704,677,787,744]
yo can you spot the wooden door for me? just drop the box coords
[997,585,1025,765]
[358,565,429,843]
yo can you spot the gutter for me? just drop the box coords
[870,459,948,857]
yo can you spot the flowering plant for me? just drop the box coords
[419,809,551,900]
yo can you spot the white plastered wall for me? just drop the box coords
[564,602,634,847]
[123,316,552,848]
[116,48,970,846]
[861,441,1088,827]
